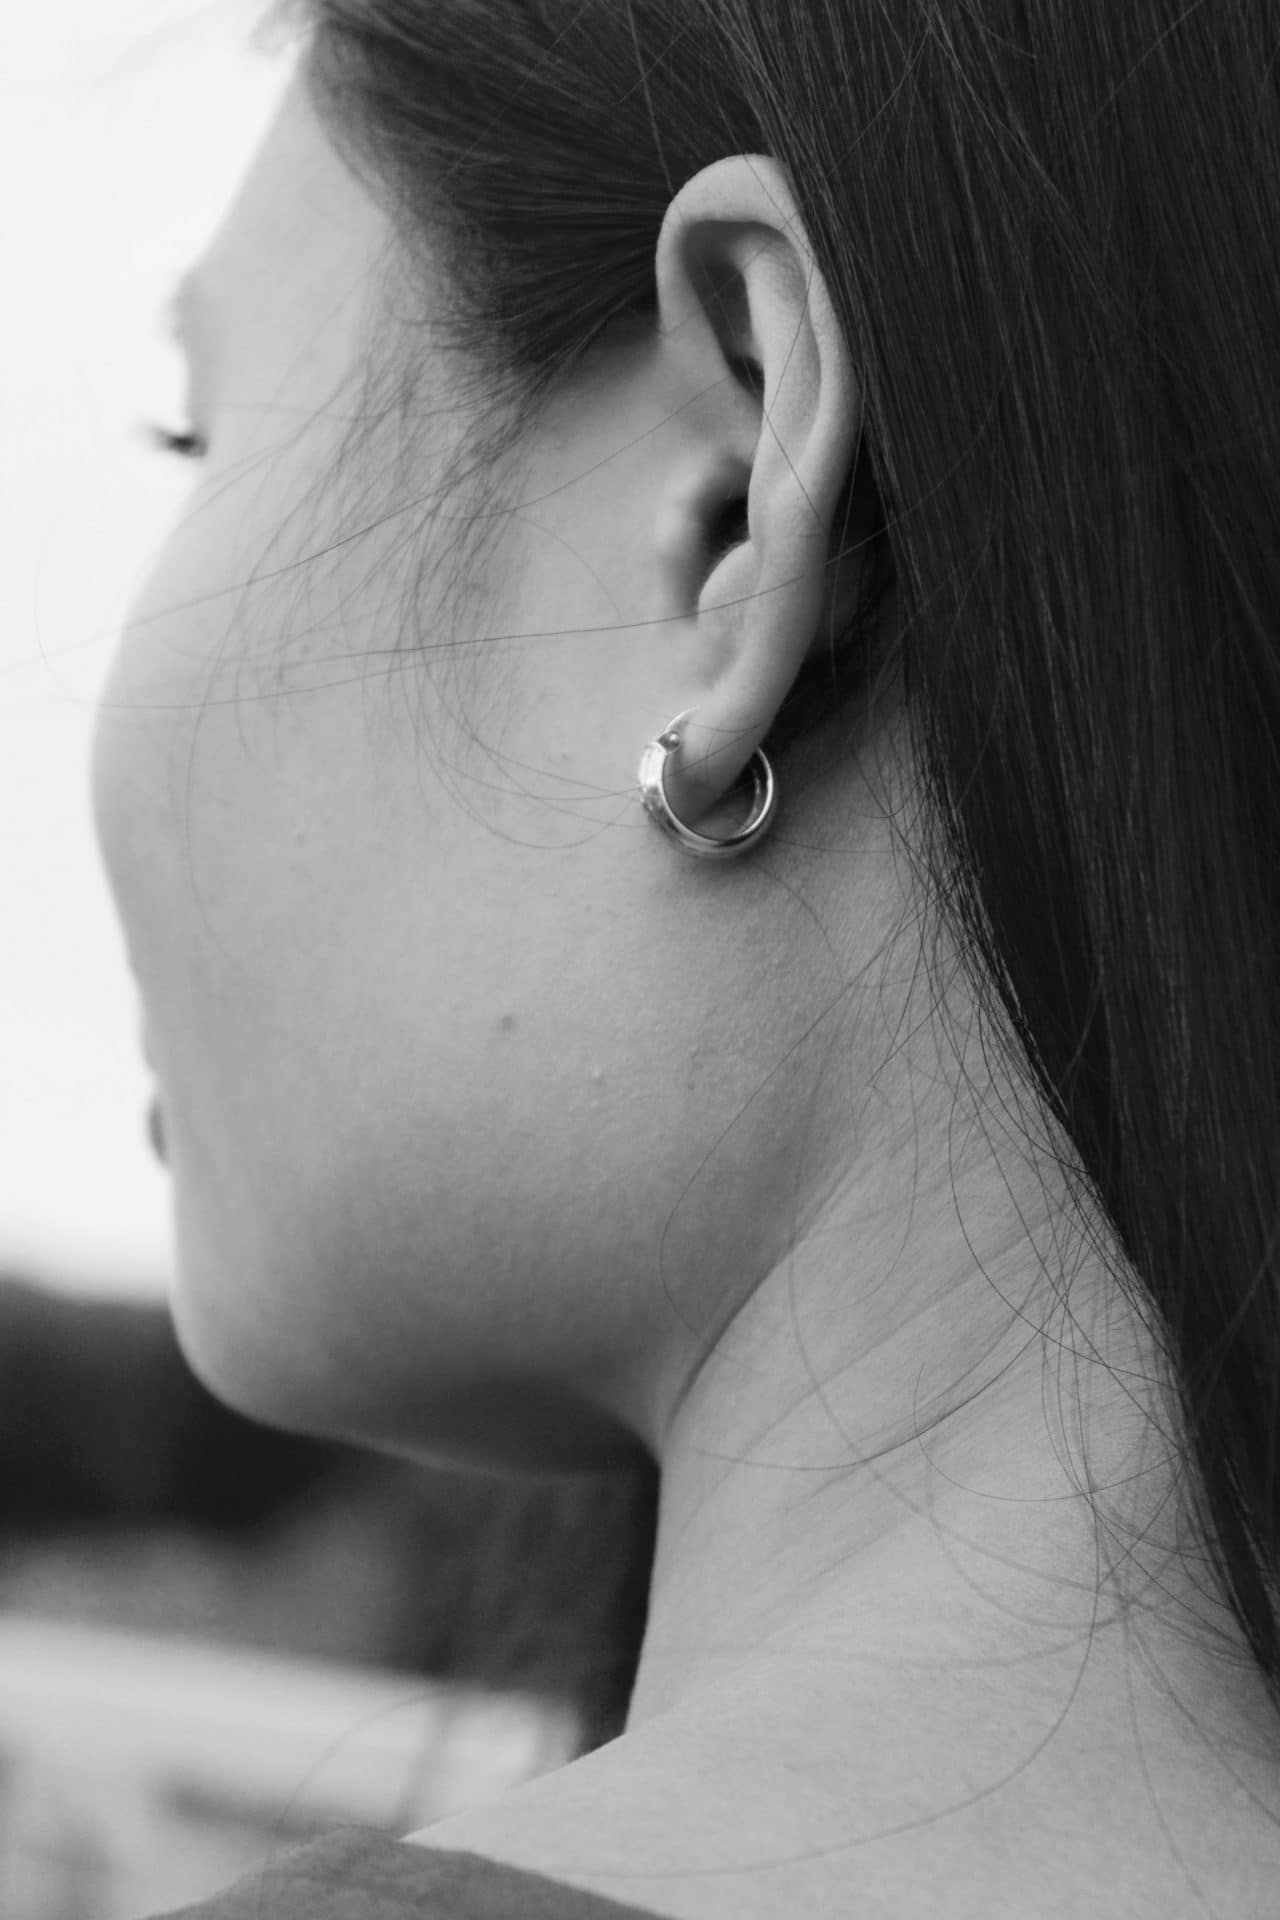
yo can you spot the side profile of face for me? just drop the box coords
[91,67,881,1469]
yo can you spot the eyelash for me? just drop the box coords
[149,423,209,460]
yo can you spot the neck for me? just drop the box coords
[627,1029,1240,1738]
[406,939,1280,1916]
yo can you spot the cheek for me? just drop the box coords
[90,432,377,1002]
[91,536,275,1007]
[92,649,406,1435]
[93,635,815,1465]
[89,492,814,1463]
[88,538,507,1447]
[90,510,360,1282]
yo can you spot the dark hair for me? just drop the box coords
[267,0,1280,1719]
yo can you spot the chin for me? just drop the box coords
[167,1255,650,1480]
[164,1263,316,1439]
[162,1198,332,1440]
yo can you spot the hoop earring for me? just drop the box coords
[637,709,778,859]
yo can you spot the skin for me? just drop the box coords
[92,65,1280,1919]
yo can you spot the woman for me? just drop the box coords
[91,1,1280,1914]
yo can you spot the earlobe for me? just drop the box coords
[649,154,861,836]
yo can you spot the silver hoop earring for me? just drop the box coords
[637,709,778,859]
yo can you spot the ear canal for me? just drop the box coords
[705,493,750,564]
[725,351,765,402]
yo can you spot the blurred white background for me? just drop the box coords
[0,1,296,1296]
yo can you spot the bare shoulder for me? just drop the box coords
[405,1677,1280,1920]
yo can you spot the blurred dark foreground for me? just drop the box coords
[0,1273,659,1919]
[0,1273,659,1745]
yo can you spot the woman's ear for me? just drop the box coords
[649,153,861,832]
